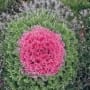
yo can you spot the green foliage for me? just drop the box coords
[61,0,90,12]
[4,10,78,90]
[0,0,16,12]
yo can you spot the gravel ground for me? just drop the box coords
[0,0,90,89]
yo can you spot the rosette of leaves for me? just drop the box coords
[4,10,78,90]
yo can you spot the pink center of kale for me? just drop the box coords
[18,26,65,76]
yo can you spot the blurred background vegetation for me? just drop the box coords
[61,0,90,12]
[0,0,90,12]
[0,0,16,12]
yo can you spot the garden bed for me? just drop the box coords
[0,0,90,90]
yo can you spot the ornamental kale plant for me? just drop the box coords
[18,25,65,77]
[4,10,78,90]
